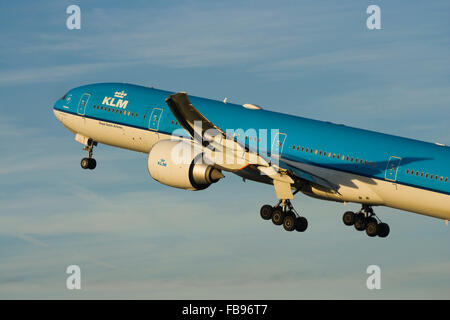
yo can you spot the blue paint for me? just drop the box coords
[53,82,450,195]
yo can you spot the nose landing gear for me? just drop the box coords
[80,139,97,170]
[260,200,308,233]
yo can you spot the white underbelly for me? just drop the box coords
[54,110,169,153]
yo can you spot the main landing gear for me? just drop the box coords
[260,200,308,233]
[342,204,390,238]
[80,139,97,170]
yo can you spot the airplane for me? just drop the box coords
[53,83,450,238]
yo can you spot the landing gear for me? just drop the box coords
[81,157,96,170]
[81,139,97,170]
[341,204,390,238]
[259,200,308,233]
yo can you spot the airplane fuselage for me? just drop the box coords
[53,83,450,220]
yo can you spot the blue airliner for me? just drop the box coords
[53,83,450,238]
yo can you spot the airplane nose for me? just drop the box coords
[53,108,64,122]
[53,98,65,122]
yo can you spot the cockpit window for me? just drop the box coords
[61,94,67,100]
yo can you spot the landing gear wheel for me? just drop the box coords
[271,209,285,226]
[366,221,378,237]
[283,215,296,232]
[260,205,273,220]
[377,223,390,238]
[88,158,97,170]
[81,157,90,169]
[80,139,98,170]
[343,211,355,226]
[354,215,367,231]
[295,216,308,232]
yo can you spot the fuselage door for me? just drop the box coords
[148,108,163,131]
[77,93,91,115]
[385,156,402,182]
[271,132,287,157]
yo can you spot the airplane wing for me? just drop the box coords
[166,92,270,171]
[165,92,339,199]
[279,158,340,193]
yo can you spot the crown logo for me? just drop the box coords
[114,91,127,99]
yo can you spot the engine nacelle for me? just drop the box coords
[147,139,224,190]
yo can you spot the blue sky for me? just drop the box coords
[0,0,449,299]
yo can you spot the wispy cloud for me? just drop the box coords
[0,62,136,86]
[0,0,449,299]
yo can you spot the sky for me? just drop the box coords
[0,0,449,299]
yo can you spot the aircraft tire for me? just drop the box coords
[354,215,367,231]
[295,216,308,232]
[283,215,296,232]
[81,158,90,169]
[272,209,285,226]
[260,205,273,220]
[343,211,355,226]
[377,223,390,238]
[88,158,97,170]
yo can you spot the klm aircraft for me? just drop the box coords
[53,83,450,238]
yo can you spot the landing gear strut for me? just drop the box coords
[342,205,390,238]
[260,199,308,233]
[80,139,97,170]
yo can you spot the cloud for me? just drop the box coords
[0,62,136,86]
[1,0,449,300]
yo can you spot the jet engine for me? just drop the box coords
[147,139,224,190]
